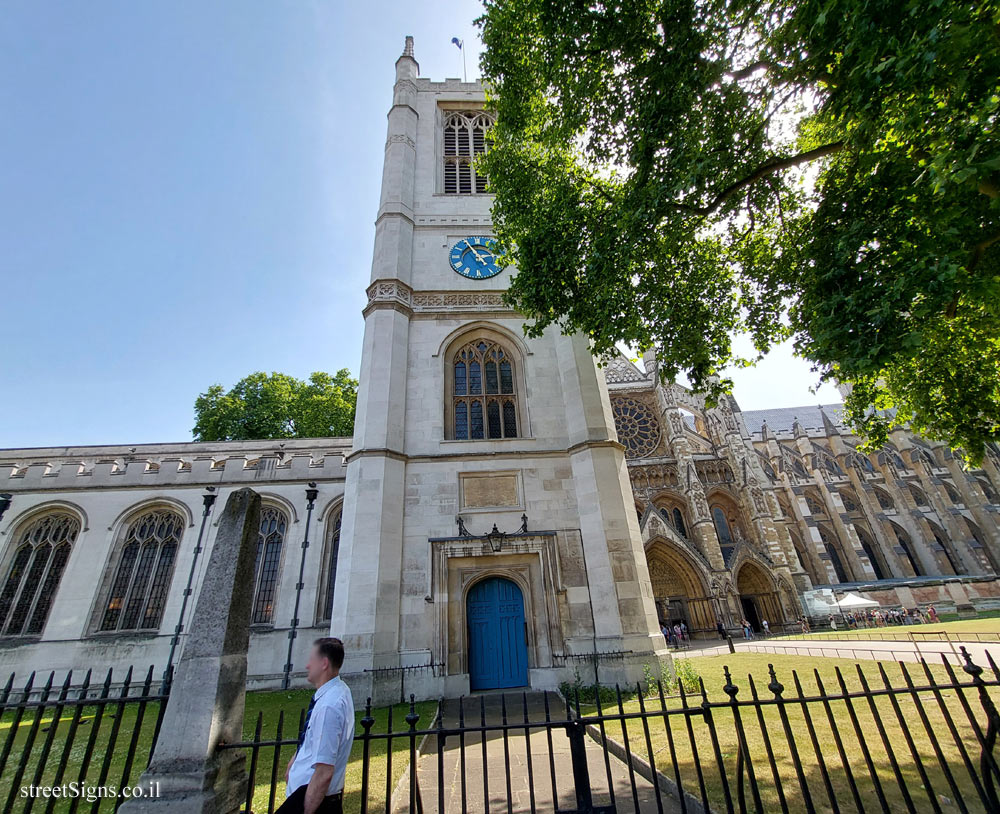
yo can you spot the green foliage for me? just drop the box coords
[192,370,358,442]
[559,656,700,705]
[477,0,1000,460]
[673,659,702,694]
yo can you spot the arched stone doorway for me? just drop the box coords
[736,561,785,632]
[644,540,717,636]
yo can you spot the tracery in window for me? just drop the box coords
[657,506,688,539]
[712,507,735,563]
[611,398,661,459]
[252,506,287,624]
[321,509,342,623]
[100,509,181,632]
[443,111,494,194]
[820,528,851,583]
[0,513,79,637]
[452,339,518,440]
[874,488,894,510]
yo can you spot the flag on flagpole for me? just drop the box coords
[452,36,467,81]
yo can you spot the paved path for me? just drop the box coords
[393,691,681,814]
[683,636,1000,666]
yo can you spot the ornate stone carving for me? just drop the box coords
[411,291,510,312]
[386,134,416,149]
[365,280,413,314]
[628,463,680,494]
[603,356,647,384]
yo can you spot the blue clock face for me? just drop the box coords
[449,236,503,280]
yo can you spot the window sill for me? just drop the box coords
[87,630,161,640]
[441,437,535,444]
[0,635,42,648]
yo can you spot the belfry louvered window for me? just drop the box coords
[443,111,493,194]
[0,513,78,637]
[453,340,518,439]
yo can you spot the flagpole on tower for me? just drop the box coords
[451,36,466,82]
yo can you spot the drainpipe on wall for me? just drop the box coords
[163,488,217,692]
[284,483,319,690]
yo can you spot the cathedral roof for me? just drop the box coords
[741,404,848,435]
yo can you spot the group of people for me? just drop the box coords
[828,604,939,630]
[739,617,770,639]
[660,620,690,646]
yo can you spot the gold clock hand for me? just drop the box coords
[463,239,488,265]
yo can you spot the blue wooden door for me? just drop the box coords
[467,577,528,690]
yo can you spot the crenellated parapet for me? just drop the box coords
[0,437,351,492]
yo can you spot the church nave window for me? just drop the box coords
[0,512,79,637]
[99,509,181,633]
[318,507,342,624]
[252,506,287,625]
[443,111,493,194]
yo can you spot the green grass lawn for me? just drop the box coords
[773,615,1000,640]
[0,685,436,814]
[582,652,1000,814]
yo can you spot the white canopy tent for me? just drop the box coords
[836,592,881,608]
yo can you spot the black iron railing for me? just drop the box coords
[9,649,999,813]
[0,665,171,814]
[217,646,1000,814]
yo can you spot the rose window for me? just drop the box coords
[612,398,661,458]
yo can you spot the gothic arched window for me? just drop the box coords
[977,477,998,504]
[657,506,688,539]
[820,528,851,583]
[452,339,518,440]
[99,509,182,632]
[854,525,887,580]
[942,481,963,504]
[319,508,342,624]
[672,508,688,539]
[908,484,929,506]
[0,513,79,637]
[893,526,923,576]
[712,506,735,562]
[443,111,493,194]
[252,506,287,625]
[874,488,894,511]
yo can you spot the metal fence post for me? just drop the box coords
[566,719,596,813]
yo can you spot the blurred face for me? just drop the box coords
[305,645,332,687]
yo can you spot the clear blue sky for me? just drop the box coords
[0,1,838,449]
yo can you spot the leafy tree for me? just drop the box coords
[192,370,358,442]
[477,0,1000,460]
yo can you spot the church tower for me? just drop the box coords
[331,38,665,701]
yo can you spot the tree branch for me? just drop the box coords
[725,61,777,81]
[669,141,845,217]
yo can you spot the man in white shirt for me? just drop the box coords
[276,637,355,814]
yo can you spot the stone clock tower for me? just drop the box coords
[330,38,665,701]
